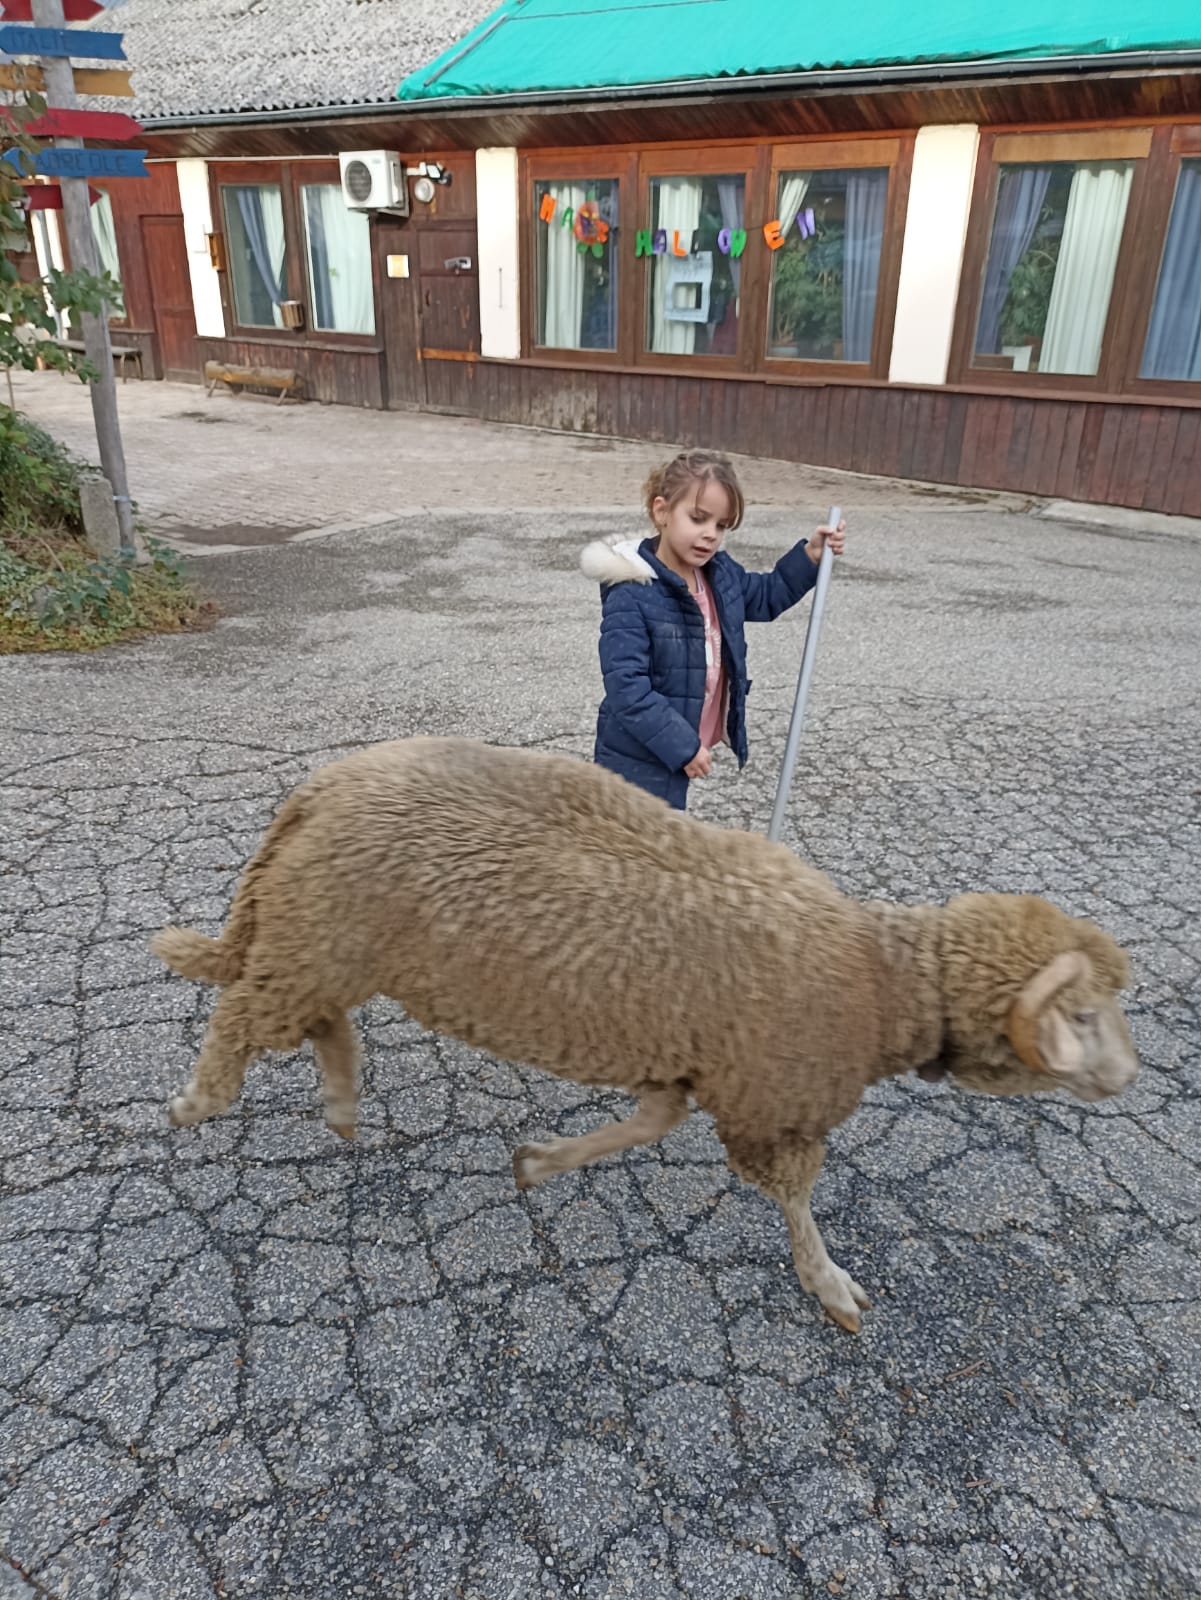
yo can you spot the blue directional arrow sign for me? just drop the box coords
[0,24,126,60]
[3,145,147,179]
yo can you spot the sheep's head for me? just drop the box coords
[928,896,1138,1103]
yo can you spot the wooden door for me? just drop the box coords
[376,216,425,408]
[141,215,198,380]
[416,226,481,356]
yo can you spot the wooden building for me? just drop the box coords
[28,0,1201,513]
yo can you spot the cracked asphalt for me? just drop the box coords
[2,463,1199,1598]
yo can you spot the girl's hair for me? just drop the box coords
[643,449,745,532]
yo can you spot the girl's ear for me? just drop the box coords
[651,495,668,527]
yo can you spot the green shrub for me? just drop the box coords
[0,408,84,533]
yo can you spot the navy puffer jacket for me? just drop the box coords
[583,532,819,809]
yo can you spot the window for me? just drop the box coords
[1140,159,1201,383]
[971,160,1134,377]
[301,184,374,336]
[533,177,619,351]
[646,174,744,358]
[222,183,288,329]
[766,168,889,363]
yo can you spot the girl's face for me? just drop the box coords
[653,478,736,576]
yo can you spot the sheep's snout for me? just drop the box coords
[1049,999,1139,1102]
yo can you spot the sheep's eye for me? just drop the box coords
[1074,1009,1098,1028]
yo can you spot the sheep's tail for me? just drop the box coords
[152,786,309,986]
[151,926,240,985]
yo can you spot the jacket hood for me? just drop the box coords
[580,534,655,586]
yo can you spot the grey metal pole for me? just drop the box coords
[31,0,136,555]
[766,505,840,843]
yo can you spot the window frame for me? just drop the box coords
[947,128,1157,397]
[1117,125,1201,400]
[634,144,760,376]
[519,150,638,366]
[518,137,914,380]
[210,159,380,349]
[760,136,910,382]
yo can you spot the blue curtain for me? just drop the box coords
[842,170,888,363]
[235,188,285,315]
[975,166,1052,355]
[304,191,335,330]
[1141,162,1201,382]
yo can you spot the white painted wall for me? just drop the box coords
[174,158,226,339]
[888,125,980,386]
[475,148,520,360]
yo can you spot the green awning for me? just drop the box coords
[397,0,1201,102]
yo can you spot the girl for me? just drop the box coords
[581,449,846,810]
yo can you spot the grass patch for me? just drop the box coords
[1,409,212,653]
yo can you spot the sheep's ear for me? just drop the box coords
[1006,951,1093,1073]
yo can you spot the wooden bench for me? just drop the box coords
[204,360,302,406]
[47,337,143,381]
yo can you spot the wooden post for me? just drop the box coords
[30,0,136,556]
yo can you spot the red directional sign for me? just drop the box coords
[8,107,143,141]
[22,182,104,209]
[0,2,105,20]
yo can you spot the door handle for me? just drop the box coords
[444,256,472,272]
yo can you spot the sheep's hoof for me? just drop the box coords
[817,1266,871,1334]
[826,1304,862,1335]
[513,1142,553,1190]
[328,1122,356,1141]
[168,1094,204,1128]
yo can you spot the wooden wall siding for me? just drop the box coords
[139,71,1201,163]
[411,362,1201,515]
[196,337,386,408]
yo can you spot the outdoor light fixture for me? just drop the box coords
[412,175,436,204]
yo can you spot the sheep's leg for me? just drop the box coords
[168,991,254,1128]
[752,1142,872,1334]
[512,1084,688,1190]
[308,1011,361,1141]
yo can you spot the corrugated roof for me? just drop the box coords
[398,0,1201,101]
[54,0,496,121]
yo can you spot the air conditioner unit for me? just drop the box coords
[339,151,409,215]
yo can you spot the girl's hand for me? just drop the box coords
[684,746,712,779]
[808,519,847,562]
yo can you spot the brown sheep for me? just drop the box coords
[153,738,1138,1332]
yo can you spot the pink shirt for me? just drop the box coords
[694,569,727,750]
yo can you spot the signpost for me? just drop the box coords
[0,62,133,94]
[0,23,125,58]
[7,0,139,555]
[6,146,148,178]
[1,1,105,19]
[13,107,144,141]
[22,180,103,208]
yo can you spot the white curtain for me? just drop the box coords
[90,191,120,284]
[304,185,374,335]
[1040,162,1133,375]
[261,186,287,329]
[651,178,702,355]
[768,171,810,344]
[542,181,587,348]
[777,171,811,238]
